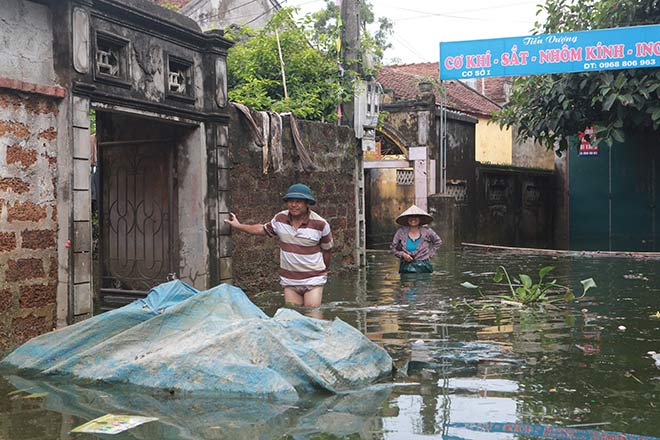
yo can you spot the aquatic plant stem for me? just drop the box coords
[498,266,517,298]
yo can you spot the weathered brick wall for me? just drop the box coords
[228,106,358,293]
[0,90,59,351]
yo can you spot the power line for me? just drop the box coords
[390,33,427,61]
[388,0,539,17]
[388,1,538,23]
[392,13,532,24]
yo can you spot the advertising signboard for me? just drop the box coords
[439,24,660,80]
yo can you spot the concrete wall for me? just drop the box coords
[475,117,512,165]
[0,0,57,86]
[365,168,414,249]
[512,125,555,170]
[475,164,555,248]
[181,0,275,31]
[227,106,358,293]
[427,194,455,250]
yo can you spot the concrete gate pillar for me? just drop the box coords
[70,95,93,321]
[409,146,428,211]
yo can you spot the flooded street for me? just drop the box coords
[2,249,660,439]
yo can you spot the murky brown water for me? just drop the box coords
[1,249,659,439]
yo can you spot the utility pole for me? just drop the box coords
[340,0,360,127]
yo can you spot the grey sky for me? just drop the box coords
[285,0,544,64]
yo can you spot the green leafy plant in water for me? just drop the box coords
[461,266,596,305]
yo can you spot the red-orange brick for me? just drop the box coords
[6,144,37,168]
[37,127,56,140]
[19,283,56,308]
[48,256,58,281]
[12,314,53,345]
[0,232,17,252]
[21,229,55,249]
[7,200,46,222]
[0,289,13,314]
[0,120,30,139]
[6,258,45,281]
[0,177,30,194]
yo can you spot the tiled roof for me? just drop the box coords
[481,77,512,106]
[378,62,502,118]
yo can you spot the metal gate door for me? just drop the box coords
[100,141,177,309]
[569,136,659,251]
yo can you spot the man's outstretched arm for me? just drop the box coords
[224,213,267,235]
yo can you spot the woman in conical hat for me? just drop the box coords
[390,205,442,273]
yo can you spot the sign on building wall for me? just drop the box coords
[578,127,598,156]
[439,24,660,80]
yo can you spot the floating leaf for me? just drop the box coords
[460,281,480,289]
[580,278,597,295]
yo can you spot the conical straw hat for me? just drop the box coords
[395,205,433,226]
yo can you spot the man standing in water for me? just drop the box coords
[224,183,333,307]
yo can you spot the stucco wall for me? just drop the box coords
[366,168,414,249]
[0,0,56,86]
[227,106,358,294]
[475,117,513,165]
[511,126,555,170]
[0,90,60,351]
[181,0,275,30]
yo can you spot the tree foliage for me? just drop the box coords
[226,3,392,121]
[226,8,348,121]
[304,0,393,74]
[497,0,660,152]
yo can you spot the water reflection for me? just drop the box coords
[1,249,660,439]
[1,375,391,440]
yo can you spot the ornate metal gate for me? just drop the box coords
[99,141,177,309]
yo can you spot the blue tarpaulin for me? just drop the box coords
[1,281,392,401]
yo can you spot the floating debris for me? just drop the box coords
[71,414,158,435]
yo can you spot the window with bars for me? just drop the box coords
[166,55,194,102]
[396,169,414,186]
[94,32,129,85]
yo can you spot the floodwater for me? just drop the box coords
[1,249,660,439]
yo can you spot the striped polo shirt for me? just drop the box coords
[264,209,333,286]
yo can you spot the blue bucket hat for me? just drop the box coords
[283,183,316,205]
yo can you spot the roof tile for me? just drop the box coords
[378,62,502,117]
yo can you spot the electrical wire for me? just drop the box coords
[392,13,533,24]
[383,1,538,24]
[391,33,427,61]
[389,0,539,17]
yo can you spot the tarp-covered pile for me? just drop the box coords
[0,281,392,401]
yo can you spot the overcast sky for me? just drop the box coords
[285,0,544,64]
